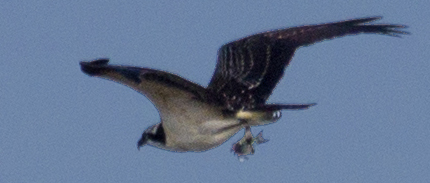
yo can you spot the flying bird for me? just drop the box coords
[80,17,408,158]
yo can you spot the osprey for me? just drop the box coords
[80,17,408,157]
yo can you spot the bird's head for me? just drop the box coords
[137,123,166,150]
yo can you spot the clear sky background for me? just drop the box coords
[1,1,428,182]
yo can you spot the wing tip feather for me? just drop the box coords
[80,58,110,76]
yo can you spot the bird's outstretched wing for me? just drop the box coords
[207,17,408,110]
[80,59,208,112]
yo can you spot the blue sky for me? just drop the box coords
[1,1,429,182]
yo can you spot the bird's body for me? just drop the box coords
[81,59,284,152]
[80,17,408,157]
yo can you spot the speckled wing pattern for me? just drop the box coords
[207,17,408,110]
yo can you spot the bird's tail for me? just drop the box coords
[235,103,316,126]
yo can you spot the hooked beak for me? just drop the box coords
[137,135,148,150]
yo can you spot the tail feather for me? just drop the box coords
[236,103,316,126]
[253,103,317,111]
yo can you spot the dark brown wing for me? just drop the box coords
[207,17,408,110]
